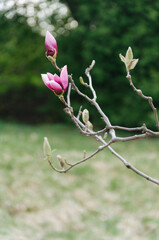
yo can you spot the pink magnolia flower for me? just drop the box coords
[41,65,68,96]
[45,31,58,58]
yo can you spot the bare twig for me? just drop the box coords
[126,72,159,129]
[85,60,97,101]
[77,106,82,120]
[67,83,72,107]
[48,144,106,173]
[108,145,159,185]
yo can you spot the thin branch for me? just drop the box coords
[81,127,108,136]
[92,101,116,139]
[77,106,82,120]
[67,83,72,107]
[110,125,159,136]
[48,144,106,173]
[68,74,93,103]
[108,145,159,185]
[51,60,61,72]
[110,125,146,132]
[113,133,149,143]
[85,60,97,101]
[126,72,159,129]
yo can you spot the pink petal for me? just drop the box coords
[45,31,58,56]
[47,72,54,81]
[48,80,63,93]
[60,65,68,91]
[41,74,62,94]
[41,74,49,85]
[53,74,62,86]
[47,73,63,89]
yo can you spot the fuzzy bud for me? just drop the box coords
[86,121,93,131]
[82,109,89,123]
[119,47,139,72]
[79,76,85,85]
[43,137,52,159]
[57,155,65,169]
[119,54,125,63]
[127,59,139,71]
[125,47,133,65]
[103,132,108,140]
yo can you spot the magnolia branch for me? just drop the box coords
[50,59,159,185]
[43,36,159,186]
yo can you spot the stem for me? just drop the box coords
[126,72,159,129]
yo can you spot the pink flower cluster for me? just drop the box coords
[41,31,68,96]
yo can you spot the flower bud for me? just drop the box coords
[41,65,68,96]
[43,137,51,159]
[103,132,108,140]
[82,109,89,123]
[125,46,133,65]
[86,121,93,131]
[45,31,58,58]
[119,54,125,63]
[127,59,139,71]
[57,155,65,169]
[119,47,139,72]
[79,76,85,85]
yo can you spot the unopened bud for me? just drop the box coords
[127,59,139,71]
[83,150,86,158]
[46,50,57,64]
[125,47,133,65]
[82,109,89,123]
[103,132,108,140]
[119,54,125,63]
[119,47,138,72]
[86,121,93,131]
[79,76,85,85]
[43,137,51,159]
[57,155,65,169]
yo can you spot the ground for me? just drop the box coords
[0,122,159,240]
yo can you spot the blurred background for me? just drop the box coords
[0,0,159,127]
[1,1,159,239]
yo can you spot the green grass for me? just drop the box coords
[0,121,159,240]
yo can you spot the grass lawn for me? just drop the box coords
[0,121,159,240]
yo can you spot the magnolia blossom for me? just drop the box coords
[45,31,58,57]
[41,65,68,95]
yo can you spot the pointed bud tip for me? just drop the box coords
[43,137,52,158]
[119,54,125,63]
[57,155,65,168]
[79,76,85,85]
